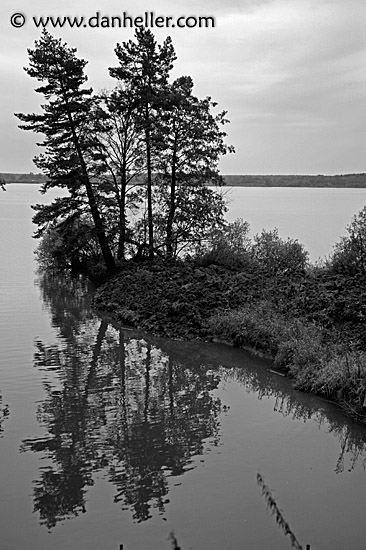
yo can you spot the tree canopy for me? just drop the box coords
[17,29,234,273]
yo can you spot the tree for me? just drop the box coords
[15,30,116,273]
[109,28,176,260]
[153,179,228,258]
[153,75,234,258]
[90,87,146,260]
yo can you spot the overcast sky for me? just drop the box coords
[0,0,365,175]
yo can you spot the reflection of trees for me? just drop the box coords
[23,273,222,528]
[221,365,366,475]
[108,341,221,522]
[34,270,95,340]
[24,271,366,531]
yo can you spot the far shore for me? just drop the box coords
[2,172,366,187]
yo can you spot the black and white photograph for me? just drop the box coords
[0,1,365,549]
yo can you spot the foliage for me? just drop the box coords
[16,29,115,272]
[207,300,366,418]
[90,87,146,260]
[153,75,234,257]
[252,228,308,277]
[153,181,227,257]
[18,29,232,269]
[34,214,99,272]
[109,28,177,260]
[224,173,366,188]
[195,218,251,268]
[330,206,366,276]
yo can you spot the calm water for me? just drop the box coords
[225,186,366,262]
[2,185,366,550]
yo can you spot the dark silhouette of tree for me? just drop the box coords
[109,28,176,260]
[91,88,146,260]
[154,75,234,258]
[16,30,115,273]
[18,30,232,268]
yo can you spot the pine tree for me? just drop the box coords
[154,76,234,258]
[109,28,176,260]
[16,30,116,273]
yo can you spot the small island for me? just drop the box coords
[15,28,366,427]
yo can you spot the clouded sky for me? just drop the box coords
[0,0,365,174]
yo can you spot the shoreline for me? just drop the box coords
[2,172,366,188]
[93,260,366,424]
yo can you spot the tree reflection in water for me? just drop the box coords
[220,366,366,474]
[22,273,222,528]
[22,272,366,530]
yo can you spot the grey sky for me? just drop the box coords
[0,0,365,174]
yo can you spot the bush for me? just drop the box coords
[195,218,252,268]
[252,228,308,277]
[330,206,366,276]
[35,216,102,273]
[208,301,291,355]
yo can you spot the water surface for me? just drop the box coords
[2,185,366,550]
[225,186,366,262]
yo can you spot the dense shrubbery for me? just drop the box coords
[330,206,366,276]
[208,300,366,417]
[194,218,251,268]
[35,215,100,272]
[194,219,308,274]
[252,228,308,276]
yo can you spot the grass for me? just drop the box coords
[208,301,366,419]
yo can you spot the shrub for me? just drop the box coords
[330,206,366,276]
[252,228,308,277]
[195,218,252,268]
[35,216,101,273]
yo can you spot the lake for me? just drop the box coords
[2,184,366,550]
[225,186,366,262]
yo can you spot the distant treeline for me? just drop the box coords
[1,172,47,183]
[223,173,366,188]
[2,172,366,187]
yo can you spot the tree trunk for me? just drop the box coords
[145,104,154,261]
[166,147,177,259]
[61,81,116,274]
[117,175,127,261]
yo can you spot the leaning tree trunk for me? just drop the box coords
[61,81,116,274]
